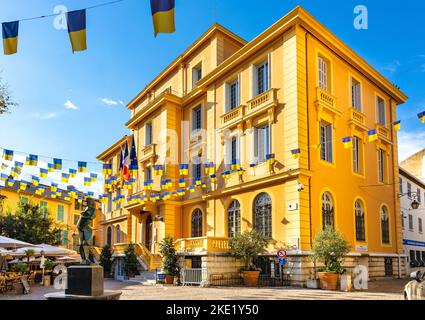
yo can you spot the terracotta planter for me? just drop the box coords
[242,271,260,287]
[165,275,175,284]
[318,272,339,291]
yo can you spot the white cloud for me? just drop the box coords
[101,98,125,106]
[33,112,60,120]
[64,99,79,110]
[398,130,425,162]
[381,60,401,77]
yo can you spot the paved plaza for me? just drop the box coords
[0,279,407,300]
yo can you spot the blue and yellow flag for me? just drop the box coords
[36,186,45,196]
[393,120,401,131]
[368,129,378,142]
[62,173,70,183]
[178,179,186,188]
[0,173,7,182]
[48,163,55,172]
[69,169,77,178]
[3,149,13,161]
[51,182,58,193]
[154,165,164,176]
[53,158,62,170]
[266,154,276,165]
[7,178,14,187]
[1,162,7,170]
[291,149,301,159]
[90,173,98,182]
[67,9,87,53]
[14,161,23,172]
[179,164,189,176]
[78,161,87,173]
[19,181,28,191]
[210,174,217,183]
[2,21,19,55]
[222,171,231,180]
[40,168,48,178]
[84,177,91,186]
[26,154,38,166]
[418,111,425,124]
[32,176,40,187]
[150,0,175,37]
[103,163,112,176]
[231,160,241,171]
[342,137,353,149]
[195,178,202,186]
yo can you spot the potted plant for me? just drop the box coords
[306,268,320,289]
[43,259,55,287]
[159,236,180,285]
[229,230,268,286]
[311,227,350,291]
[99,245,113,278]
[124,243,139,279]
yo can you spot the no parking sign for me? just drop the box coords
[277,250,287,258]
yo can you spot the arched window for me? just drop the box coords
[355,200,365,241]
[322,192,334,229]
[191,209,203,238]
[381,206,390,244]
[228,200,241,238]
[116,225,121,243]
[107,226,112,247]
[253,193,272,238]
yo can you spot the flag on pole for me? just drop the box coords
[2,21,19,55]
[418,111,425,124]
[342,137,353,149]
[393,121,401,131]
[67,9,87,53]
[129,135,138,175]
[368,129,378,142]
[122,140,131,182]
[150,0,175,37]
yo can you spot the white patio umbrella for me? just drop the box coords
[12,244,77,257]
[0,236,34,249]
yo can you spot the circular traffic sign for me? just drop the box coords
[277,250,287,258]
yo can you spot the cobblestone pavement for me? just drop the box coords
[0,279,407,300]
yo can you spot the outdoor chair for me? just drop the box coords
[0,276,6,293]
[27,272,36,285]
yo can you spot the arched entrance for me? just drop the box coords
[145,215,153,251]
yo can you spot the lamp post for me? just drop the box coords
[399,192,421,210]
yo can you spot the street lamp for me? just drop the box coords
[399,192,421,210]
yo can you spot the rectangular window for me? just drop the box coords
[419,218,423,233]
[116,189,121,210]
[74,199,82,211]
[192,65,202,88]
[107,193,112,213]
[417,188,421,203]
[192,106,202,132]
[377,96,386,126]
[192,159,202,185]
[318,56,329,91]
[231,137,238,165]
[401,213,405,229]
[57,205,64,222]
[410,250,415,263]
[378,149,386,183]
[145,123,153,146]
[407,183,412,198]
[320,121,333,163]
[20,197,29,205]
[74,214,80,226]
[226,79,239,111]
[40,201,48,217]
[145,167,152,182]
[254,124,271,163]
[351,77,362,111]
[255,60,269,96]
[352,136,362,174]
[62,230,69,246]
[399,178,403,194]
[409,214,413,231]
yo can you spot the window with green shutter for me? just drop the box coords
[63,230,69,246]
[40,201,48,217]
[20,197,29,205]
[57,205,65,222]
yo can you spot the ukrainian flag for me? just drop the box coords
[26,154,38,166]
[1,163,7,170]
[32,176,40,187]
[19,181,28,191]
[48,163,55,173]
[342,137,353,149]
[368,129,378,142]
[67,9,87,53]
[103,163,112,176]
[90,173,98,182]
[40,168,48,178]
[78,162,87,173]
[36,186,45,196]
[69,169,77,178]
[179,164,189,176]
[3,149,13,161]
[393,120,401,131]
[51,183,58,193]
[2,21,19,55]
[84,177,91,186]
[0,173,7,182]
[195,178,202,186]
[150,0,175,37]
[291,149,301,159]
[7,178,14,187]
[418,111,425,124]
[266,154,276,165]
[210,174,217,183]
[231,160,241,171]
[62,173,70,183]
[53,158,62,170]
[154,165,164,176]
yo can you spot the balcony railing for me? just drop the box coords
[350,108,366,125]
[221,105,244,126]
[376,124,391,140]
[140,144,156,162]
[316,87,336,109]
[114,242,162,271]
[175,237,229,253]
[246,88,278,115]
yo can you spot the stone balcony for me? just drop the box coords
[314,87,341,125]
[348,108,368,132]
[245,88,278,121]
[376,123,391,142]
[175,237,229,254]
[139,144,156,163]
[220,105,245,130]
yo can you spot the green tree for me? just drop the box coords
[123,243,139,277]
[229,230,269,271]
[311,227,351,274]
[0,76,18,115]
[159,236,180,277]
[0,202,61,244]
[99,245,113,275]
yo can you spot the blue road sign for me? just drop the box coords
[157,273,166,280]
[279,258,286,266]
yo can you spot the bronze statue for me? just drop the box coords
[77,198,96,264]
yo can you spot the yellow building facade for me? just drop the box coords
[0,182,102,252]
[97,7,408,283]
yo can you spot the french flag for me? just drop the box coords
[122,140,131,181]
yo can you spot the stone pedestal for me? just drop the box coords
[66,265,104,296]
[45,265,122,301]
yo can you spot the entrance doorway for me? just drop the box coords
[146,215,153,251]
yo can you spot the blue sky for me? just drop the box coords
[0,0,424,177]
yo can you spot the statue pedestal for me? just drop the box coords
[45,265,122,301]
